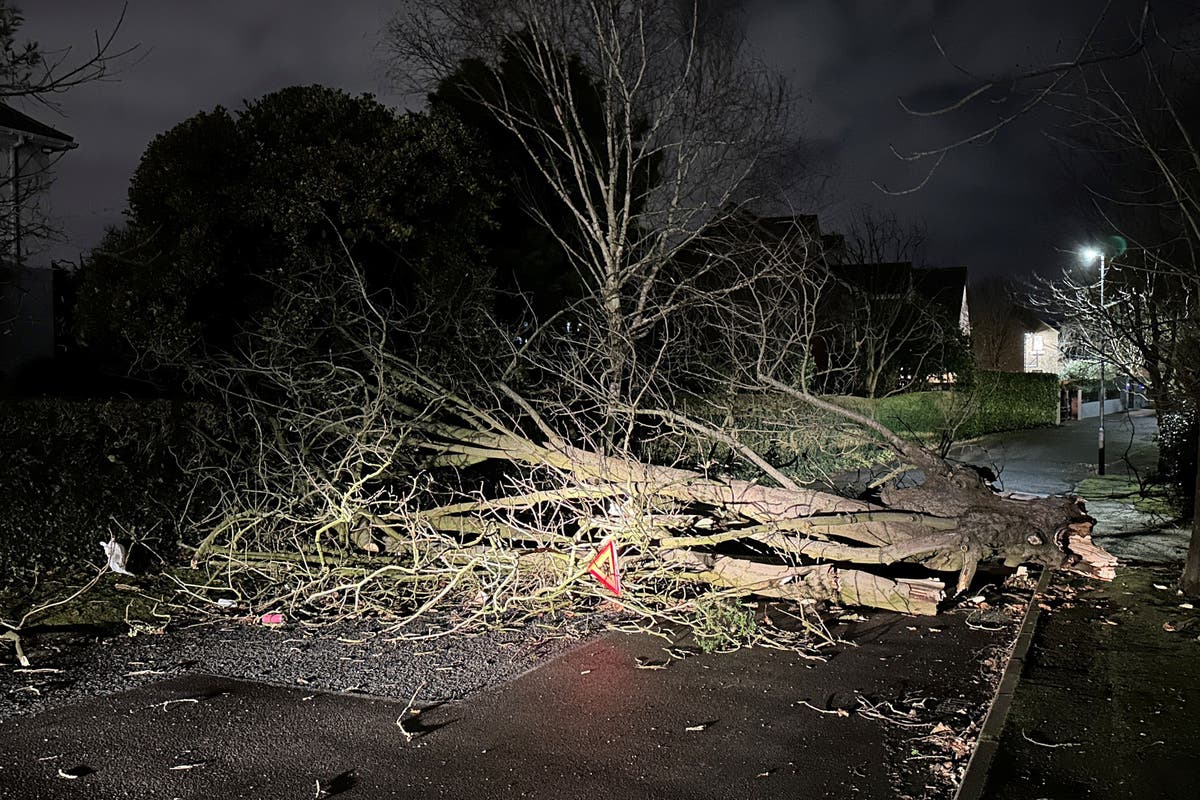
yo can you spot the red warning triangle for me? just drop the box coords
[587,539,621,596]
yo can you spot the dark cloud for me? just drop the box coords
[738,0,1148,282]
[22,0,405,265]
[19,0,1151,281]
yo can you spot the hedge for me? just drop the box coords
[1159,403,1197,518]
[840,371,1060,441]
[0,400,207,582]
[666,372,1060,486]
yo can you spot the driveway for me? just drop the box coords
[0,608,1013,799]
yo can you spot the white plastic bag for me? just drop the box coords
[101,537,133,575]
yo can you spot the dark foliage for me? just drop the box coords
[0,400,208,580]
[72,85,499,385]
[1159,404,1197,519]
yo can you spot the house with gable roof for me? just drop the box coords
[0,102,76,389]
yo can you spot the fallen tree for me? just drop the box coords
[81,0,1115,644]
[114,215,1114,639]
[178,330,1114,629]
[382,378,1115,617]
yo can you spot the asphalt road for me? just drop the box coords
[952,410,1159,497]
[0,606,1015,800]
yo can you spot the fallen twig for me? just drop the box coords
[1020,729,1080,748]
[854,694,933,729]
[795,699,850,716]
[395,680,427,743]
[150,697,201,711]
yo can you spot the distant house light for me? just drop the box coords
[1023,332,1045,370]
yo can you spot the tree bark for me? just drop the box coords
[412,422,1115,614]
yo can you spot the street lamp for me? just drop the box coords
[1080,246,1107,475]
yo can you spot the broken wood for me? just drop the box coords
[666,551,945,615]
[398,409,1114,615]
[187,359,1117,623]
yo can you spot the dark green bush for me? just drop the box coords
[964,371,1061,436]
[0,400,206,582]
[1159,403,1196,518]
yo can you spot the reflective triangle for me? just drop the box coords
[587,539,621,596]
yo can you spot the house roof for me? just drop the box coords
[1011,305,1058,332]
[695,210,833,258]
[0,103,75,148]
[913,266,967,304]
[831,262,968,320]
[832,260,912,290]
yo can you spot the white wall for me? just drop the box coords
[1079,398,1125,419]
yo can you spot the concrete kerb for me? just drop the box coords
[953,567,1051,800]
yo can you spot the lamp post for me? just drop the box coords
[1081,247,1107,475]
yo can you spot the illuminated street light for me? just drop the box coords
[1080,246,1107,475]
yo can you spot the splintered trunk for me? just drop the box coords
[414,424,1115,615]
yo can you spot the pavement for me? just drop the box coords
[977,566,1200,800]
[954,410,1200,799]
[1,410,1192,800]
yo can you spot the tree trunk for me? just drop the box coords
[413,423,1115,614]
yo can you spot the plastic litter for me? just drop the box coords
[260,613,284,626]
[100,537,133,576]
[216,598,237,609]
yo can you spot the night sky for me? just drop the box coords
[21,0,1149,281]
